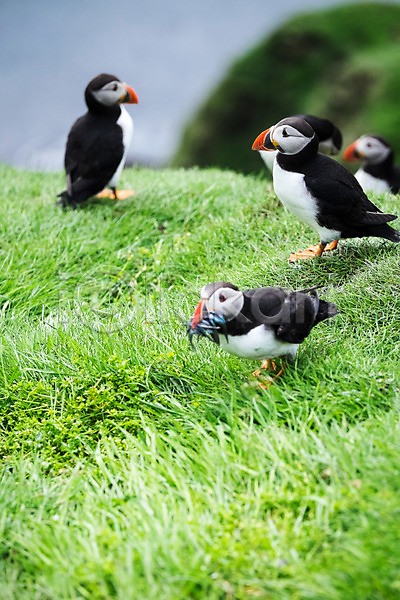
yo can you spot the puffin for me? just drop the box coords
[343,134,400,194]
[58,73,139,209]
[258,114,342,173]
[252,117,400,262]
[188,281,338,381]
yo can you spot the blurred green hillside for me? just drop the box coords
[172,2,400,174]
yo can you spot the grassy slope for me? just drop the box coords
[172,2,400,174]
[0,164,400,599]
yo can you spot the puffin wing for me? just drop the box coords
[65,114,124,201]
[274,290,319,344]
[304,156,397,229]
[244,287,336,345]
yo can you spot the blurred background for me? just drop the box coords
[1,0,400,173]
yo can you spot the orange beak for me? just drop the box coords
[123,85,139,104]
[252,128,275,151]
[343,140,361,162]
[191,300,207,330]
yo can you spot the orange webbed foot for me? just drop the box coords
[96,189,115,199]
[251,360,285,389]
[288,241,338,263]
[114,189,135,200]
[96,189,135,200]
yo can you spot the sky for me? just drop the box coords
[1,0,398,170]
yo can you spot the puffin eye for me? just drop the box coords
[111,83,118,91]
[366,143,372,147]
[219,293,227,302]
[282,128,288,137]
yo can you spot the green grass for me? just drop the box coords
[0,163,400,598]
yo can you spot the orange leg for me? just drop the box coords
[252,359,272,377]
[252,360,286,389]
[289,240,338,263]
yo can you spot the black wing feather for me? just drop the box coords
[241,287,338,345]
[304,155,397,229]
[62,113,124,205]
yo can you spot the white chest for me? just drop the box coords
[273,161,341,243]
[108,106,134,187]
[258,150,276,172]
[118,105,134,151]
[273,162,318,226]
[219,325,299,361]
[355,168,390,194]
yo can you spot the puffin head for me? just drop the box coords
[190,282,244,330]
[318,134,342,156]
[296,115,342,155]
[343,134,392,165]
[85,73,138,111]
[252,117,316,155]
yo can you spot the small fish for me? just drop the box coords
[186,311,228,349]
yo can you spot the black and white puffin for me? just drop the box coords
[258,114,342,172]
[343,134,400,194]
[188,281,338,380]
[252,117,400,262]
[58,73,139,208]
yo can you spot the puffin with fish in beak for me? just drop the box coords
[188,281,338,383]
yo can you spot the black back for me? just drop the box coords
[225,287,338,345]
[297,114,342,150]
[62,112,124,206]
